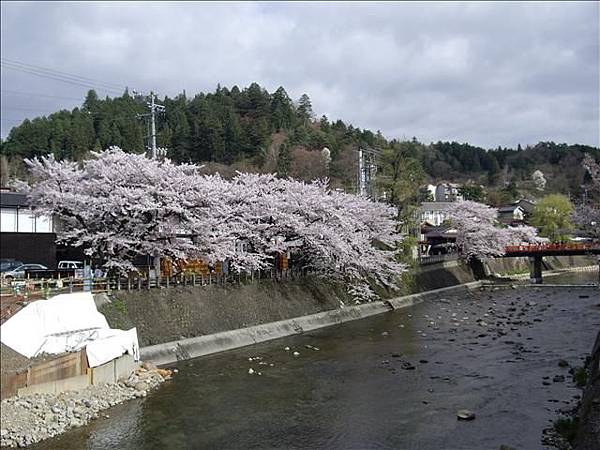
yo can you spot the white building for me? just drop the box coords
[434,183,463,202]
[417,202,455,227]
[0,191,53,233]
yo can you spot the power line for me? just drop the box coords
[1,58,127,90]
[2,106,63,112]
[1,64,122,95]
[1,61,124,95]
[0,58,128,92]
[1,89,82,101]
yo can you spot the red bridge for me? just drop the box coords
[503,243,600,284]
[505,243,600,257]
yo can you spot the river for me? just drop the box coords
[33,275,599,449]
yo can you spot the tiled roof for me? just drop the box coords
[418,202,455,211]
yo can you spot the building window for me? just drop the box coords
[18,209,35,232]
[0,208,17,232]
[36,215,53,233]
[0,207,53,233]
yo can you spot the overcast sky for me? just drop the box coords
[1,1,598,148]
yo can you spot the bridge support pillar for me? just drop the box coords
[529,256,543,284]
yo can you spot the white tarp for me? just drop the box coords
[0,292,139,367]
[86,328,140,367]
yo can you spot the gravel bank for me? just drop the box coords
[0,364,173,448]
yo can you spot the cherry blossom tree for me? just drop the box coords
[582,154,600,192]
[532,170,546,191]
[18,148,215,271]
[573,154,600,238]
[448,200,539,262]
[572,206,600,239]
[18,147,405,296]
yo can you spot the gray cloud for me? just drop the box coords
[1,1,598,148]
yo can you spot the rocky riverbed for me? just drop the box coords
[19,281,600,450]
[0,364,173,448]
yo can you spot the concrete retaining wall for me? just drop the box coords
[484,255,597,276]
[4,354,138,399]
[89,354,139,386]
[17,375,89,396]
[101,278,349,347]
[141,281,484,367]
[413,260,477,292]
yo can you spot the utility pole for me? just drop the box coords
[135,91,167,286]
[358,148,365,196]
[136,91,166,159]
[357,146,380,198]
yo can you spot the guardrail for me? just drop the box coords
[416,253,460,265]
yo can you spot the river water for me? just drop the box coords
[33,276,599,450]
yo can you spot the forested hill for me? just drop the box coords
[1,83,598,202]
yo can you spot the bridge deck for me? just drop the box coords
[504,243,600,258]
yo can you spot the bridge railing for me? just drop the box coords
[505,243,600,254]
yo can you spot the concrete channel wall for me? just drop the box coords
[141,281,484,367]
[1,353,139,400]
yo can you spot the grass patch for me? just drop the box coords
[571,366,589,388]
[112,297,128,315]
[553,416,579,445]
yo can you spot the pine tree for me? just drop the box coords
[297,94,313,126]
[276,141,291,178]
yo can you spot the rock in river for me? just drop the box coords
[456,409,476,421]
[134,381,149,392]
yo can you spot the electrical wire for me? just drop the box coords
[1,89,82,101]
[0,58,128,92]
[1,62,125,95]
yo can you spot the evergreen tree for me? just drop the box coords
[276,141,291,178]
[271,87,295,131]
[297,94,313,125]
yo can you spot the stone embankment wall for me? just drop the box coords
[412,260,476,292]
[485,255,597,276]
[576,331,600,450]
[101,256,596,349]
[101,277,350,347]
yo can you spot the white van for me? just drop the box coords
[58,261,84,270]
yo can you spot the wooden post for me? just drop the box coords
[154,256,162,289]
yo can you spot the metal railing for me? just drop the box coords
[505,243,600,254]
[0,268,310,323]
[416,253,459,265]
[1,267,308,298]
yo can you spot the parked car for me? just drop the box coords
[2,264,48,280]
[0,259,24,273]
[57,261,84,270]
